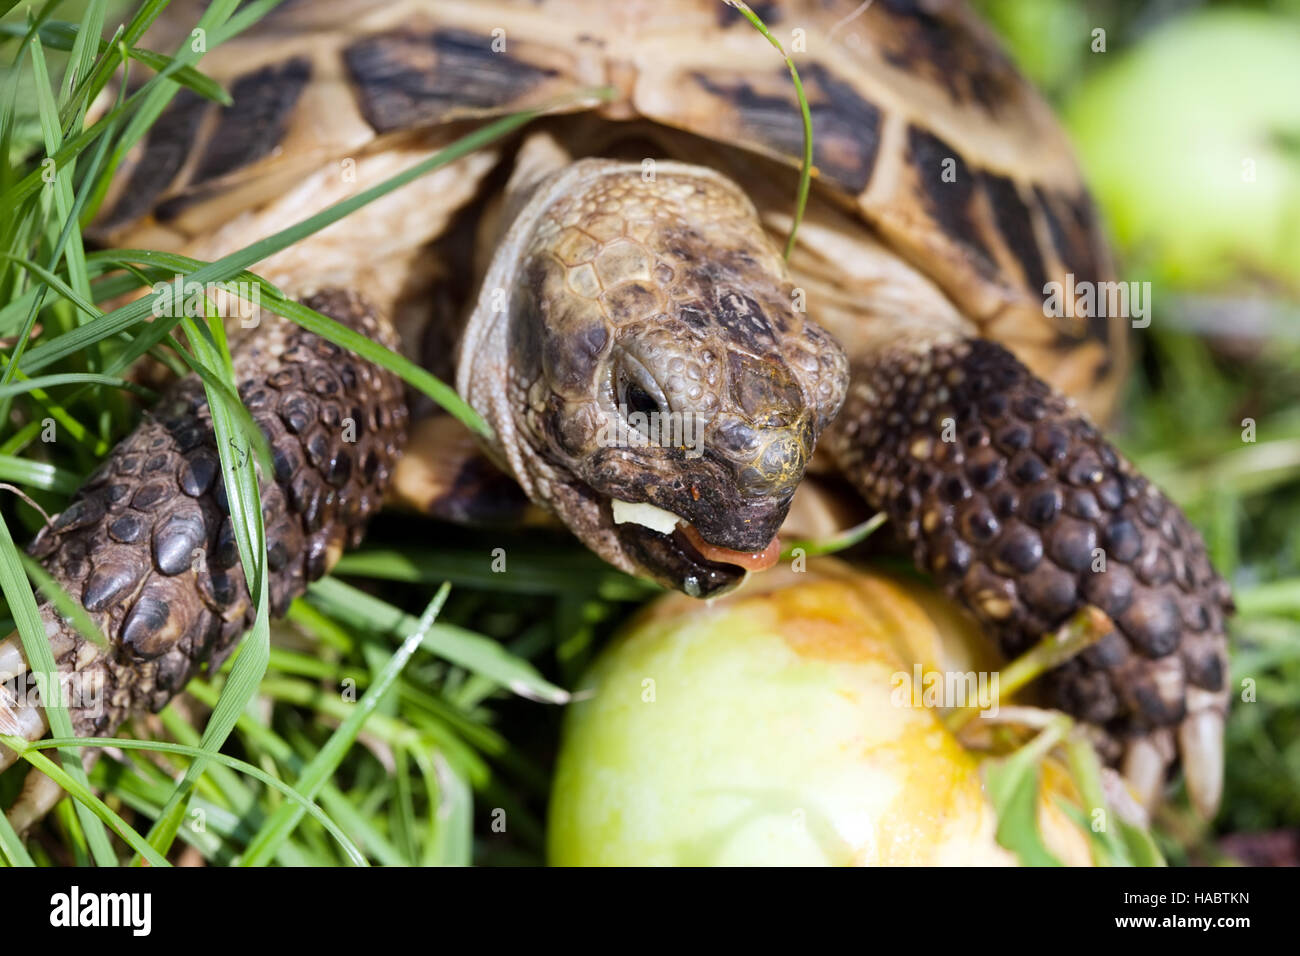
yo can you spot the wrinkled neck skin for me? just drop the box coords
[456,158,849,596]
[456,161,592,505]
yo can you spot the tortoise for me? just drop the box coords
[0,0,1231,831]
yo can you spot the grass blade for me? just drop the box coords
[0,806,35,866]
[309,577,569,704]
[726,1,814,258]
[6,745,168,866]
[22,737,365,864]
[0,453,79,494]
[0,21,232,105]
[238,584,452,865]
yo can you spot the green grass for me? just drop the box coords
[0,0,1295,867]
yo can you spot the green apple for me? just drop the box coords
[1066,10,1300,289]
[548,561,1091,866]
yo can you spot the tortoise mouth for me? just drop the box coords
[614,521,748,598]
[606,499,780,598]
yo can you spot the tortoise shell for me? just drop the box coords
[100,0,1123,420]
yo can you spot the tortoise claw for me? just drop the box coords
[6,768,66,833]
[1100,766,1151,829]
[1179,690,1226,819]
[0,636,26,682]
[1120,692,1225,820]
[0,682,49,774]
[1121,729,1174,811]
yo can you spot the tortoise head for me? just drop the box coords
[460,159,848,597]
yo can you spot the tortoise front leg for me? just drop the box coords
[390,413,541,527]
[0,290,407,829]
[827,334,1231,816]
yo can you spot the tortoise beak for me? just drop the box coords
[605,494,784,597]
[613,520,752,598]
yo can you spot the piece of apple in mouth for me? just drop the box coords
[610,499,781,573]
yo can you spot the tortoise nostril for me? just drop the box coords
[717,420,810,496]
[761,435,802,478]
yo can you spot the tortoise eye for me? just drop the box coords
[622,381,661,423]
[615,354,668,440]
[613,356,665,439]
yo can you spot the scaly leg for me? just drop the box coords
[0,289,406,829]
[827,334,1231,816]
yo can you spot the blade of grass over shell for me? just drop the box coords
[0,0,250,215]
[18,88,615,438]
[94,0,244,194]
[238,584,451,865]
[55,0,198,137]
[141,302,273,860]
[78,247,466,436]
[0,64,187,211]
[0,52,130,410]
[726,0,813,259]
[76,0,296,226]
[0,21,232,105]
